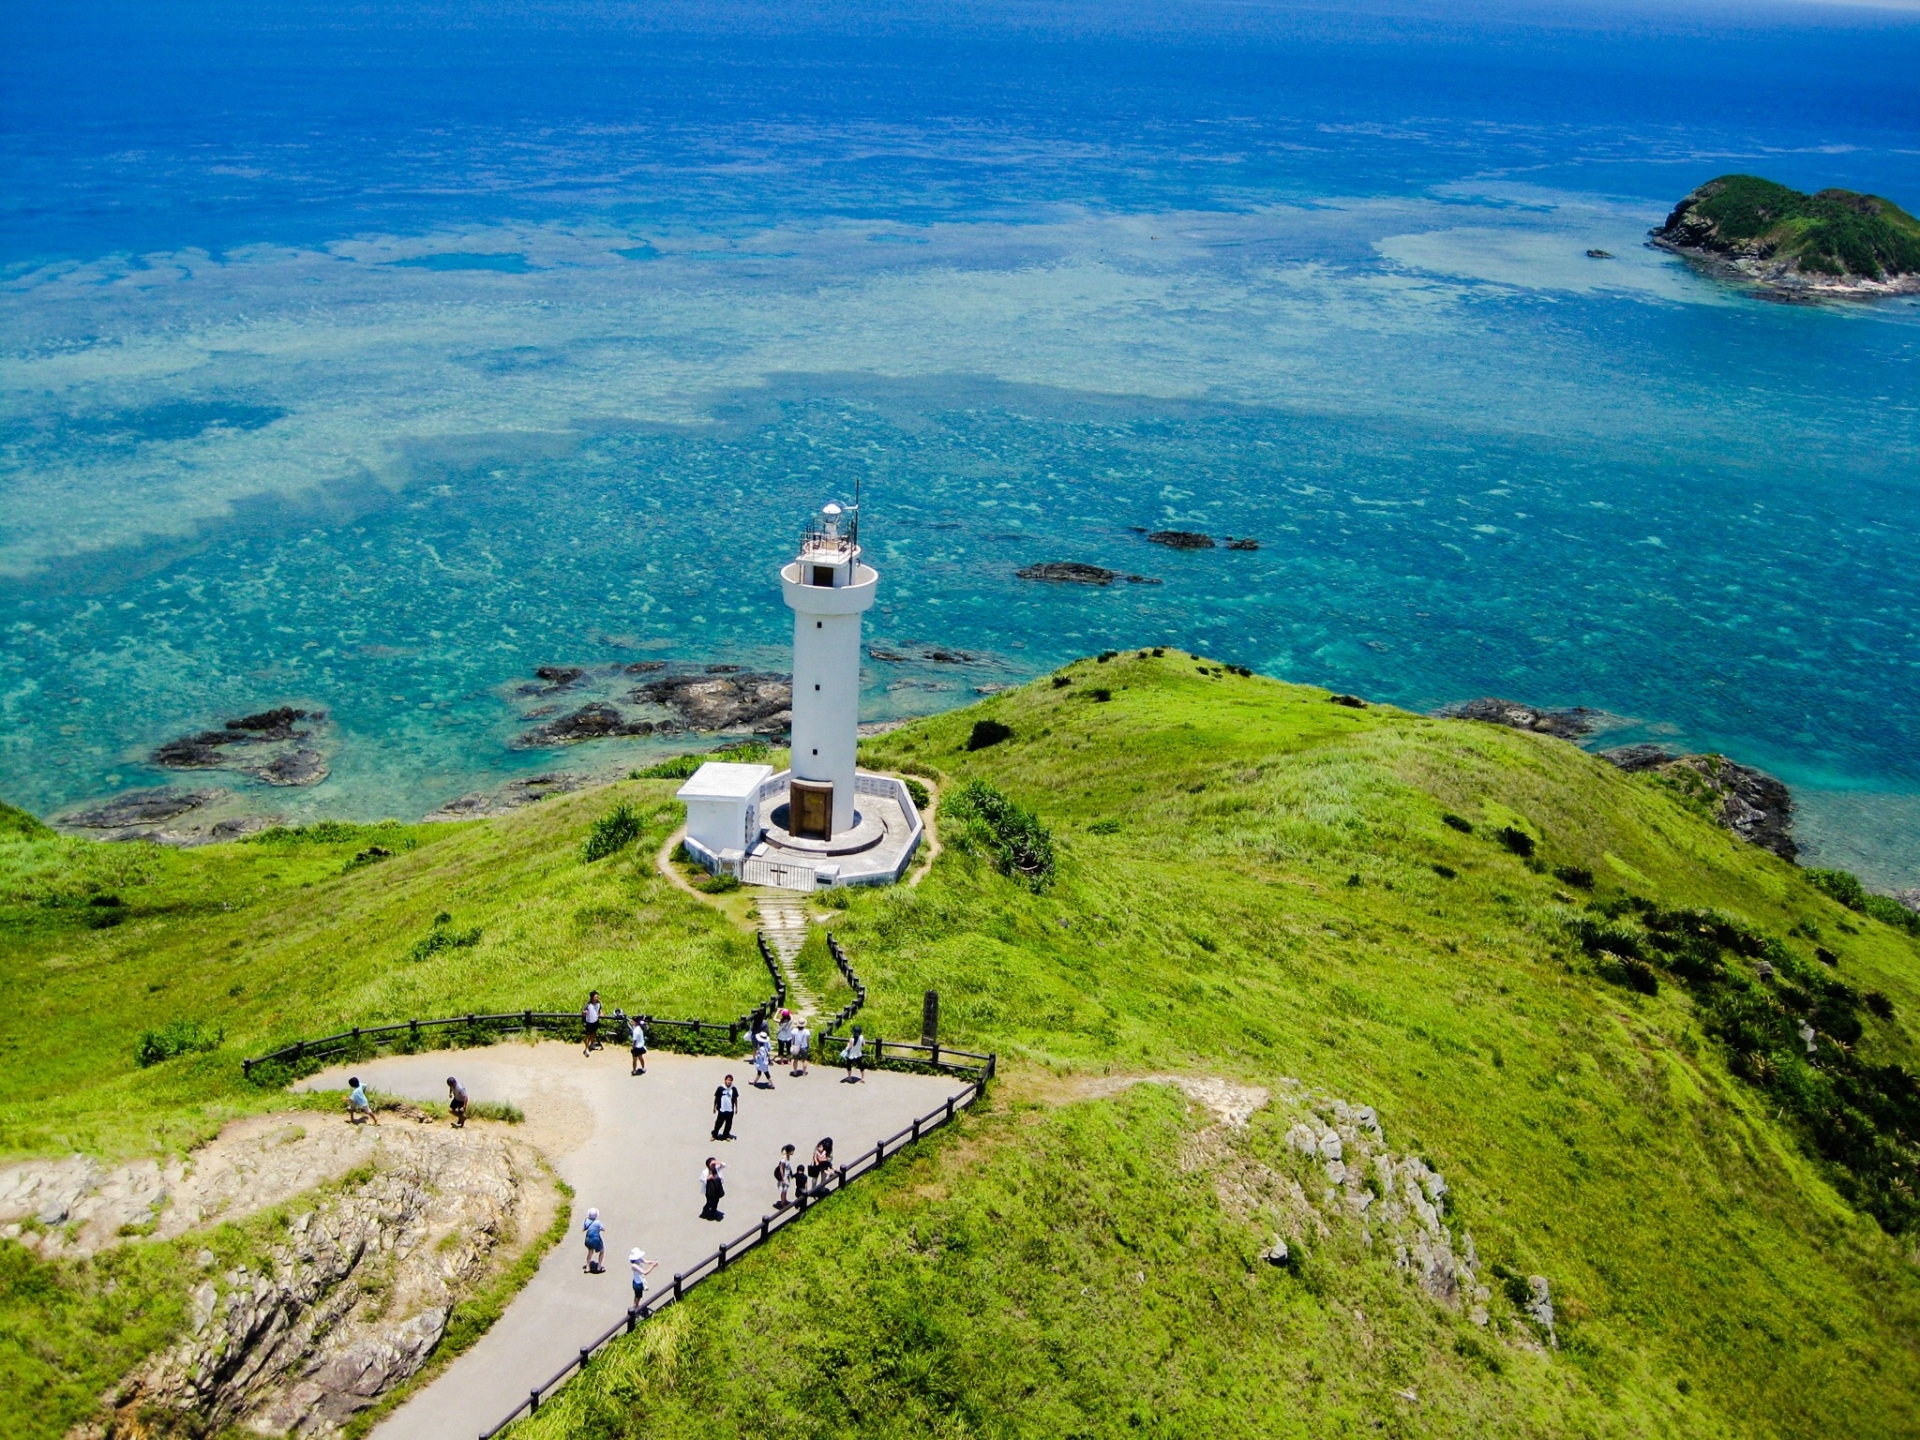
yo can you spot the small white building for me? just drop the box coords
[676,760,775,870]
[675,500,922,891]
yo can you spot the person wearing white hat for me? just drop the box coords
[628,1247,658,1310]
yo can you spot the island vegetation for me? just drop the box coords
[1652,174,1920,296]
[4,653,1920,1438]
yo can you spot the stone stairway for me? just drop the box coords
[754,893,817,1018]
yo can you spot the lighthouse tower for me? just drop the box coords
[780,501,876,838]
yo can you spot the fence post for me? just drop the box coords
[911,1118,920,1142]
[626,1309,637,1333]
[580,1347,592,1370]
[931,1041,941,1069]
[837,1165,847,1188]
[243,1059,253,1078]
[673,1273,683,1300]
[530,1389,540,1414]
[718,1242,728,1269]
[946,1095,955,1122]
[761,1215,771,1243]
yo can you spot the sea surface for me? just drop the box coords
[2,0,1918,883]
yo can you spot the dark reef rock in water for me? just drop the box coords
[1602,746,1797,863]
[1437,697,1599,741]
[522,666,586,694]
[517,702,660,747]
[1225,537,1260,551]
[622,660,666,674]
[1017,561,1120,585]
[425,772,591,820]
[1651,174,1920,297]
[152,707,331,787]
[631,671,792,734]
[1148,530,1215,550]
[65,787,222,828]
[869,648,911,662]
[1586,248,1614,259]
[924,649,977,664]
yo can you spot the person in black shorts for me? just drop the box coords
[629,1014,648,1075]
[582,990,602,1054]
[446,1076,468,1127]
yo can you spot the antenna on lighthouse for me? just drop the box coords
[851,474,862,549]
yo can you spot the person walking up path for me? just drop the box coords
[347,1077,379,1126]
[582,992,603,1055]
[751,1028,775,1089]
[628,1248,658,1311]
[629,1015,648,1076]
[712,1075,740,1140]
[700,1158,726,1220]
[808,1137,834,1197]
[841,1025,866,1083]
[790,1020,811,1078]
[774,1144,797,1208]
[582,1208,606,1273]
[446,1076,469,1126]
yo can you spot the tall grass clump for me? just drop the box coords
[582,802,644,862]
[941,779,1054,891]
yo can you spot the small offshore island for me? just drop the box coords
[1651,174,1920,298]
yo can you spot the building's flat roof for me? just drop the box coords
[675,761,775,801]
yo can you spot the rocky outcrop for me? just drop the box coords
[1015,562,1158,586]
[1436,697,1599,741]
[1148,530,1214,550]
[63,787,223,830]
[1602,745,1796,862]
[516,702,665,747]
[152,707,332,788]
[9,1115,552,1440]
[630,671,791,733]
[422,772,591,821]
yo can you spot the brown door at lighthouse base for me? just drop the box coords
[791,780,833,840]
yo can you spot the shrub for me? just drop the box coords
[1553,864,1595,890]
[583,802,643,862]
[1089,688,1113,703]
[469,1099,525,1123]
[636,753,705,780]
[902,778,930,810]
[1495,825,1536,858]
[966,719,1013,751]
[409,917,483,962]
[1808,867,1920,936]
[1097,650,1118,662]
[1866,991,1895,1021]
[942,780,1055,891]
[1432,863,1456,880]
[1052,675,1072,689]
[1088,817,1121,835]
[699,874,742,894]
[1441,813,1474,834]
[136,1019,222,1068]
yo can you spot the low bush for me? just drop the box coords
[408,917,483,963]
[1495,825,1536,858]
[1553,864,1595,889]
[902,777,931,810]
[135,1019,222,1068]
[1088,817,1121,835]
[1441,813,1473,834]
[635,753,705,780]
[1809,867,1920,936]
[966,719,1013,751]
[582,803,643,862]
[699,873,742,894]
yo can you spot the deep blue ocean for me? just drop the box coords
[2,0,1917,881]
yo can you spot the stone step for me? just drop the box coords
[754,897,816,1019]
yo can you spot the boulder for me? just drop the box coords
[1148,530,1215,550]
[1436,697,1598,740]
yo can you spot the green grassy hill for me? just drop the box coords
[1653,173,1920,285]
[5,653,1920,1438]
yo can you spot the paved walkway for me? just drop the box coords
[305,1044,959,1440]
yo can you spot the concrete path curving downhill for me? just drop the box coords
[305,1043,961,1440]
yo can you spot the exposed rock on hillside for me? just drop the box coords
[57,787,278,846]
[152,707,332,788]
[1602,745,1797,862]
[1436,696,1600,741]
[1651,174,1920,297]
[63,786,224,830]
[5,1114,553,1440]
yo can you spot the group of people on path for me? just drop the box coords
[344,1075,470,1127]
[698,1136,837,1222]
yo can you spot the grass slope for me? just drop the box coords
[5,654,1920,1438]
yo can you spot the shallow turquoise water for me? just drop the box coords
[2,0,1917,880]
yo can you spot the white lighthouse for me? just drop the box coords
[675,500,922,890]
[781,501,876,837]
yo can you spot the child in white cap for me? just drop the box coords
[628,1248,658,1309]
